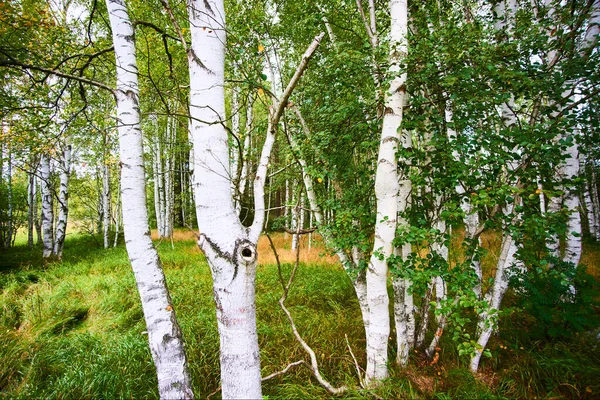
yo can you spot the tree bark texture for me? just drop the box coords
[106,1,193,398]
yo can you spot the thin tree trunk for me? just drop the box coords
[34,172,42,245]
[470,218,519,372]
[113,174,121,248]
[164,118,174,239]
[152,140,162,236]
[562,137,581,270]
[28,166,35,248]
[40,153,54,259]
[103,163,111,248]
[5,148,12,249]
[157,139,166,237]
[106,1,193,398]
[53,144,71,258]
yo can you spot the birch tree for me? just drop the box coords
[184,0,324,396]
[53,143,71,258]
[105,1,193,397]
[40,153,54,259]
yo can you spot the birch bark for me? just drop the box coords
[28,165,35,248]
[186,1,323,392]
[5,148,13,249]
[40,153,54,259]
[365,0,408,383]
[103,163,111,249]
[53,144,71,258]
[106,1,193,398]
[187,1,261,397]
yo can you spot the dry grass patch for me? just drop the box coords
[580,239,600,279]
[257,233,338,265]
[150,229,339,265]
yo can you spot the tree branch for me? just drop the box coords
[0,59,114,93]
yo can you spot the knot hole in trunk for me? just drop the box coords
[236,239,257,265]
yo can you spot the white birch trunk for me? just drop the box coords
[393,255,414,366]
[589,166,600,241]
[188,1,261,397]
[5,148,12,248]
[581,158,597,238]
[156,139,166,237]
[164,118,174,239]
[291,190,299,250]
[34,172,42,245]
[470,223,518,372]
[106,1,193,398]
[54,144,71,258]
[393,177,413,365]
[152,140,163,236]
[40,153,54,259]
[103,164,111,249]
[113,175,121,248]
[28,166,35,248]
[365,0,408,383]
[562,138,581,269]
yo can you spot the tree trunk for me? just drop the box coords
[5,148,13,249]
[470,221,518,372]
[187,1,261,397]
[103,163,111,249]
[54,144,71,258]
[40,153,54,259]
[28,166,35,248]
[106,1,193,398]
[365,0,408,383]
[163,119,174,239]
[34,172,42,245]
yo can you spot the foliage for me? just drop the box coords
[510,260,600,340]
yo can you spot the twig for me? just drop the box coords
[345,333,365,389]
[183,221,201,240]
[266,232,348,395]
[283,226,317,235]
[206,386,220,400]
[262,360,306,382]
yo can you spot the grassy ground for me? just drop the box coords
[0,230,599,399]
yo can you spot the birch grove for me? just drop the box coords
[1,0,600,396]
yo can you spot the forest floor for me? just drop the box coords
[0,229,599,399]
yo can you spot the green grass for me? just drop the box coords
[1,231,599,399]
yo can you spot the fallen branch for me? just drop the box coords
[262,360,306,382]
[266,232,348,395]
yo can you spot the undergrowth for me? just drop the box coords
[0,231,598,399]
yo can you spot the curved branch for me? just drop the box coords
[0,59,114,94]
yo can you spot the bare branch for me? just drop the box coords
[265,233,348,395]
[261,360,306,382]
[0,59,114,93]
[249,32,325,241]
